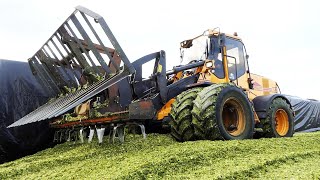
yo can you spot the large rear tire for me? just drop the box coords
[260,98,294,137]
[192,84,254,140]
[169,87,202,142]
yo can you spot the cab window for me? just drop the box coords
[225,38,246,80]
[208,37,224,79]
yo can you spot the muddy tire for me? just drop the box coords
[192,84,254,140]
[169,88,202,142]
[260,98,294,137]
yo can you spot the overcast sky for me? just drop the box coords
[1,0,320,100]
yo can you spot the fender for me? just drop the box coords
[252,94,293,119]
[186,81,213,88]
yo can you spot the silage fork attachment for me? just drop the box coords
[8,6,135,128]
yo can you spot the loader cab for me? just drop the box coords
[180,30,251,89]
[223,36,247,81]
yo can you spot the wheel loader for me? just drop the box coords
[8,6,294,143]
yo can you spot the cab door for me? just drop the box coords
[223,37,250,90]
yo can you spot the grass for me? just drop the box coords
[1,132,320,179]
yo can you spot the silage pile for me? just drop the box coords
[1,132,320,179]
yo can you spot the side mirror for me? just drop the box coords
[246,54,249,60]
[180,39,193,48]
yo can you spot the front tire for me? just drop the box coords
[260,98,294,137]
[192,84,254,140]
[169,88,202,142]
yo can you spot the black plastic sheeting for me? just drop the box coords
[285,95,320,132]
[0,59,52,164]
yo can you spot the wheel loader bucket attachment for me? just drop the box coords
[8,6,135,128]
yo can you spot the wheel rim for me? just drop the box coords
[222,97,246,136]
[275,109,289,136]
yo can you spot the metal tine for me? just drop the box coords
[80,12,120,72]
[42,47,73,87]
[70,129,77,141]
[41,88,83,121]
[138,124,147,139]
[36,91,84,123]
[65,129,70,141]
[14,73,115,126]
[28,59,56,95]
[46,87,89,120]
[29,88,76,123]
[117,125,125,143]
[73,130,79,142]
[66,129,71,142]
[47,75,107,119]
[61,25,101,76]
[30,84,85,123]
[49,75,113,118]
[11,94,63,126]
[96,126,105,144]
[59,129,66,142]
[53,130,59,142]
[69,129,78,142]
[109,124,125,143]
[32,95,65,122]
[57,130,62,142]
[48,39,79,87]
[54,34,81,69]
[88,126,95,143]
[25,95,63,124]
[50,72,123,118]
[79,128,86,143]
[109,125,116,143]
[32,57,61,93]
[70,14,111,74]
[41,96,77,123]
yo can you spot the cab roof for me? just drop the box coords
[207,29,242,41]
[180,29,242,48]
